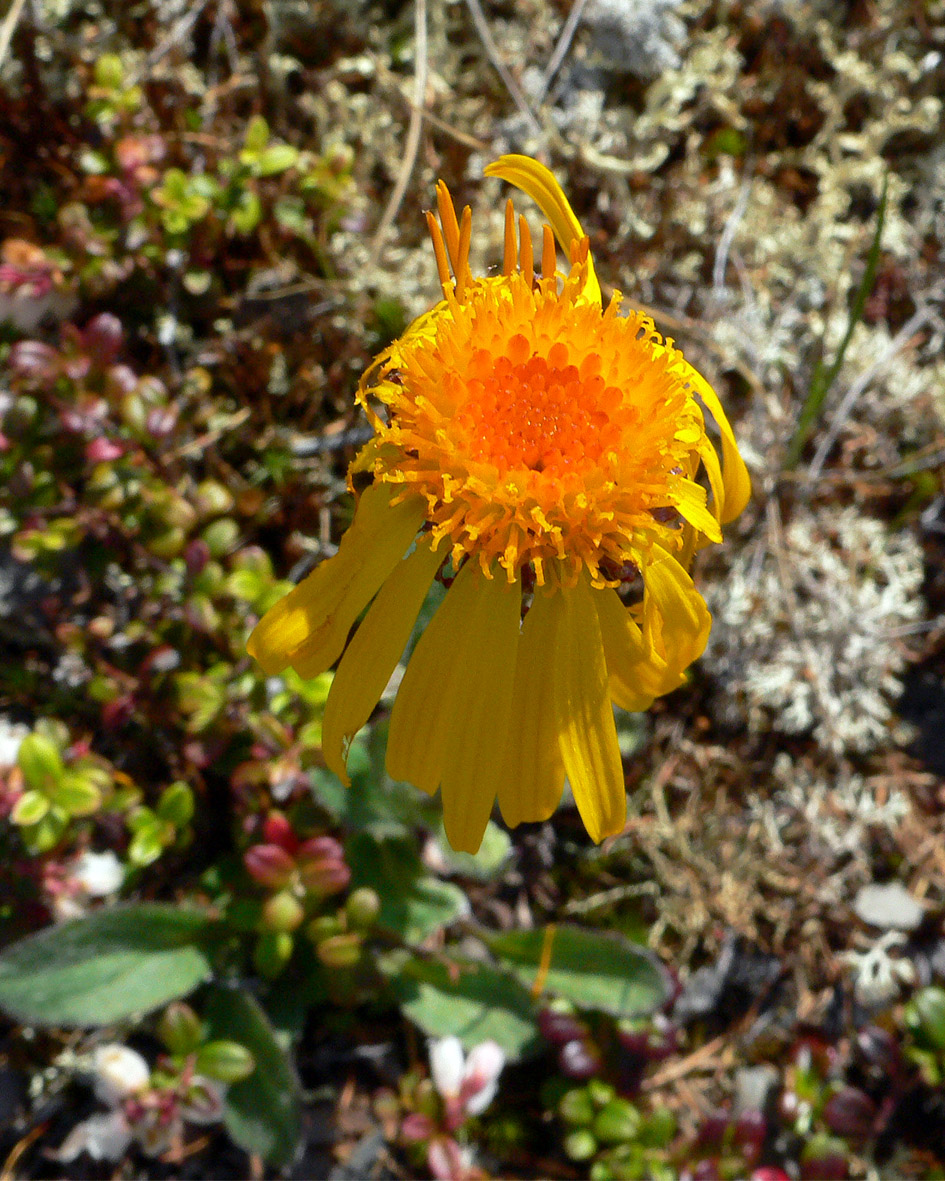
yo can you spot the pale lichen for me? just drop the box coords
[705,507,925,756]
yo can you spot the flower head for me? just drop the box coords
[248,155,749,853]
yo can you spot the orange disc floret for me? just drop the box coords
[356,265,711,589]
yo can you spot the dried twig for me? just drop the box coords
[463,0,542,137]
[370,0,428,265]
[807,306,931,480]
[0,0,28,72]
[534,0,590,106]
[376,59,489,150]
[128,0,210,84]
[712,178,752,296]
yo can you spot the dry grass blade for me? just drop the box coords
[0,0,28,72]
[370,0,428,265]
[534,0,590,106]
[463,0,542,137]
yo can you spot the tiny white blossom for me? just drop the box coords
[57,1110,133,1162]
[72,850,125,897]
[181,1077,226,1125]
[429,1036,505,1118]
[91,1044,150,1106]
[461,1040,505,1115]
[0,719,28,767]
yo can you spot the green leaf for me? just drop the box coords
[10,789,49,826]
[346,832,468,944]
[486,925,669,1019]
[254,144,299,177]
[160,167,190,203]
[161,208,190,236]
[49,771,102,816]
[157,781,194,827]
[0,906,215,1026]
[94,53,124,90]
[24,809,68,853]
[229,189,262,235]
[383,952,541,1062]
[243,115,270,154]
[274,196,311,237]
[128,817,170,866]
[18,733,63,793]
[204,985,302,1168]
[194,1039,256,1083]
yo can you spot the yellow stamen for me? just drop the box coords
[425,210,452,292]
[502,198,516,277]
[518,214,533,288]
[455,205,472,300]
[541,223,556,282]
[435,179,461,270]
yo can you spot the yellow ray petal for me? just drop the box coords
[247,484,426,678]
[484,155,602,305]
[438,567,522,854]
[321,537,445,786]
[685,368,751,523]
[698,434,725,524]
[672,478,722,543]
[641,547,712,692]
[552,572,626,843]
[386,560,521,840]
[594,587,661,712]
[498,588,566,829]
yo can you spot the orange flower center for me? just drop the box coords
[454,339,629,474]
[354,189,718,589]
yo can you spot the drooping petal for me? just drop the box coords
[552,572,626,843]
[594,587,661,712]
[698,434,725,524]
[641,547,712,692]
[484,155,602,305]
[438,568,522,854]
[671,478,722,542]
[387,560,522,853]
[685,368,751,523]
[247,484,426,678]
[321,536,444,785]
[497,588,566,829]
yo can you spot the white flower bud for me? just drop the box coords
[461,1040,505,1115]
[91,1044,150,1106]
[428,1035,465,1099]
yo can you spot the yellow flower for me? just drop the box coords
[248,155,750,854]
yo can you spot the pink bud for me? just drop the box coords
[261,812,298,853]
[297,835,344,863]
[298,857,350,898]
[244,844,296,888]
[184,538,210,575]
[146,406,177,437]
[10,339,59,380]
[400,1112,435,1144]
[86,437,125,463]
[83,314,123,366]
[427,1137,465,1181]
[102,696,135,730]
